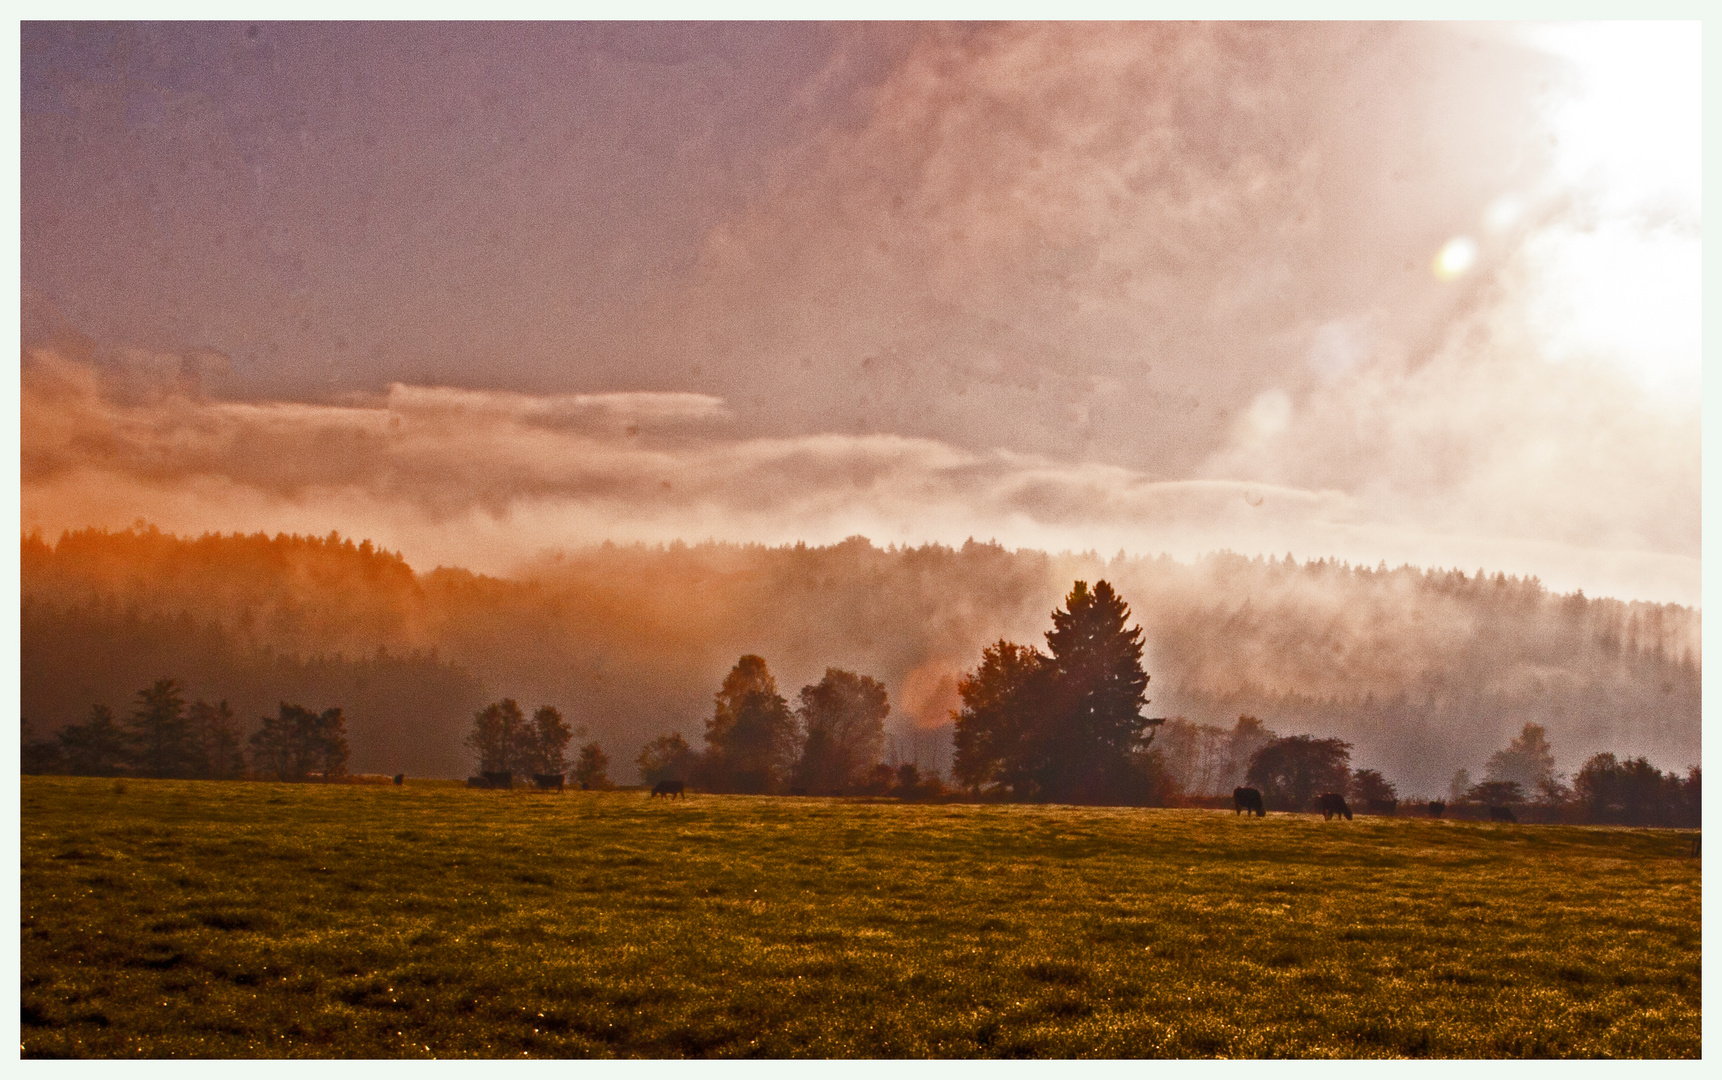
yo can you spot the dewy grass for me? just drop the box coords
[20,776,1700,1058]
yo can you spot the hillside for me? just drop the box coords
[20,528,1699,790]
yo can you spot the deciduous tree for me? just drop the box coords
[636,732,697,786]
[1245,735,1352,811]
[702,655,799,794]
[793,668,889,794]
[465,699,526,775]
[573,742,612,790]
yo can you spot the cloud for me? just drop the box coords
[20,345,1697,605]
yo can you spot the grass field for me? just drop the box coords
[19,775,1701,1058]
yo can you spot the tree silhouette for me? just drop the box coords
[525,705,575,776]
[250,702,349,781]
[127,678,191,778]
[1484,723,1557,792]
[1348,768,1397,805]
[952,639,1049,796]
[1039,580,1157,803]
[702,655,799,794]
[793,668,889,794]
[573,741,612,790]
[636,732,697,786]
[465,699,526,775]
[188,699,245,779]
[1465,779,1524,806]
[57,704,127,776]
[1245,735,1352,811]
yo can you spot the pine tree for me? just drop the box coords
[1039,580,1156,803]
[127,679,191,778]
[58,704,128,776]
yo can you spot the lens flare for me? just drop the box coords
[1433,236,1478,281]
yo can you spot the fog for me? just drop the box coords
[23,528,1697,794]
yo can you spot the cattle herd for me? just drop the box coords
[449,775,1524,821]
[1230,787,1484,821]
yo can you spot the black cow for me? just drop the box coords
[652,780,686,799]
[1317,792,1353,820]
[1488,805,1517,823]
[1428,801,1446,818]
[482,771,513,790]
[532,773,565,792]
[1233,786,1265,817]
[393,773,404,786]
[466,776,487,788]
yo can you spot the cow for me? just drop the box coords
[393,773,404,786]
[466,776,488,789]
[482,771,513,790]
[1366,797,1397,816]
[1428,801,1446,818]
[1488,805,1517,823]
[651,780,686,799]
[1233,786,1265,817]
[1317,792,1353,820]
[532,773,565,792]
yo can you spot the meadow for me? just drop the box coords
[19,775,1701,1058]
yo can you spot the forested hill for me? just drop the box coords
[21,528,1699,791]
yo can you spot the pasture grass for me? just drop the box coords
[19,775,1700,1058]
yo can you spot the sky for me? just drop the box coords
[18,21,1703,604]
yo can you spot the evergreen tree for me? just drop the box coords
[127,678,191,778]
[187,699,245,779]
[1484,723,1557,791]
[58,704,128,776]
[1039,580,1156,803]
[250,702,349,781]
[702,655,799,794]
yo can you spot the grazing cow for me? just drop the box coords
[1317,793,1353,820]
[651,780,686,799]
[1233,786,1265,817]
[1366,797,1398,816]
[1428,801,1445,818]
[482,771,513,790]
[1488,805,1517,823]
[393,773,404,786]
[532,773,564,792]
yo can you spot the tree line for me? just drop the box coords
[25,527,1699,796]
[22,677,351,782]
[461,698,615,790]
[632,659,939,798]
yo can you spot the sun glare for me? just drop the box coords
[1433,236,1478,281]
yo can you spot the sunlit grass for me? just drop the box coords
[20,776,1700,1057]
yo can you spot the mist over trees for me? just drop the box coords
[20,527,1699,789]
[953,581,1170,804]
